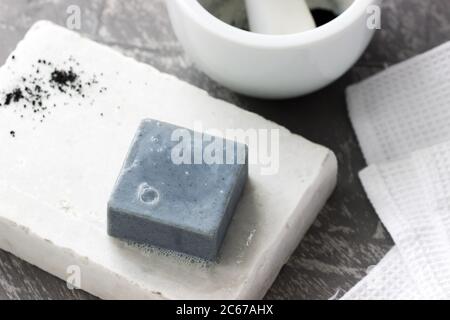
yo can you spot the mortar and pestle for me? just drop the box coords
[166,0,380,99]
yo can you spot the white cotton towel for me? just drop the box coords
[344,143,450,300]
[342,247,421,300]
[348,41,450,165]
[344,41,450,300]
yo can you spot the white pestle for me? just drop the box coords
[245,0,316,35]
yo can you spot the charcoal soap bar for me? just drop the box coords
[108,119,248,260]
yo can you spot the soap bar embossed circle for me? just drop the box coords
[138,183,160,206]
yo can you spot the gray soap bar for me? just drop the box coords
[107,119,248,260]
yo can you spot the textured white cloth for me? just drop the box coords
[348,42,450,165]
[344,41,450,300]
[344,144,450,300]
[342,247,421,300]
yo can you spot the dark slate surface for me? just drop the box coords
[0,0,449,300]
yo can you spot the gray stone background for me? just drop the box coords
[0,0,449,300]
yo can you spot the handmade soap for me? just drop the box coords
[108,120,248,260]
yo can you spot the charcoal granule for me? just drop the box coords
[50,69,78,86]
[4,88,24,106]
[311,9,338,27]
[1,56,104,124]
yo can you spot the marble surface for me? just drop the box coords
[0,0,449,300]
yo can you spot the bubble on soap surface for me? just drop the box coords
[120,159,141,175]
[124,240,215,269]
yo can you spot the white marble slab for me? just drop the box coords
[0,21,337,299]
